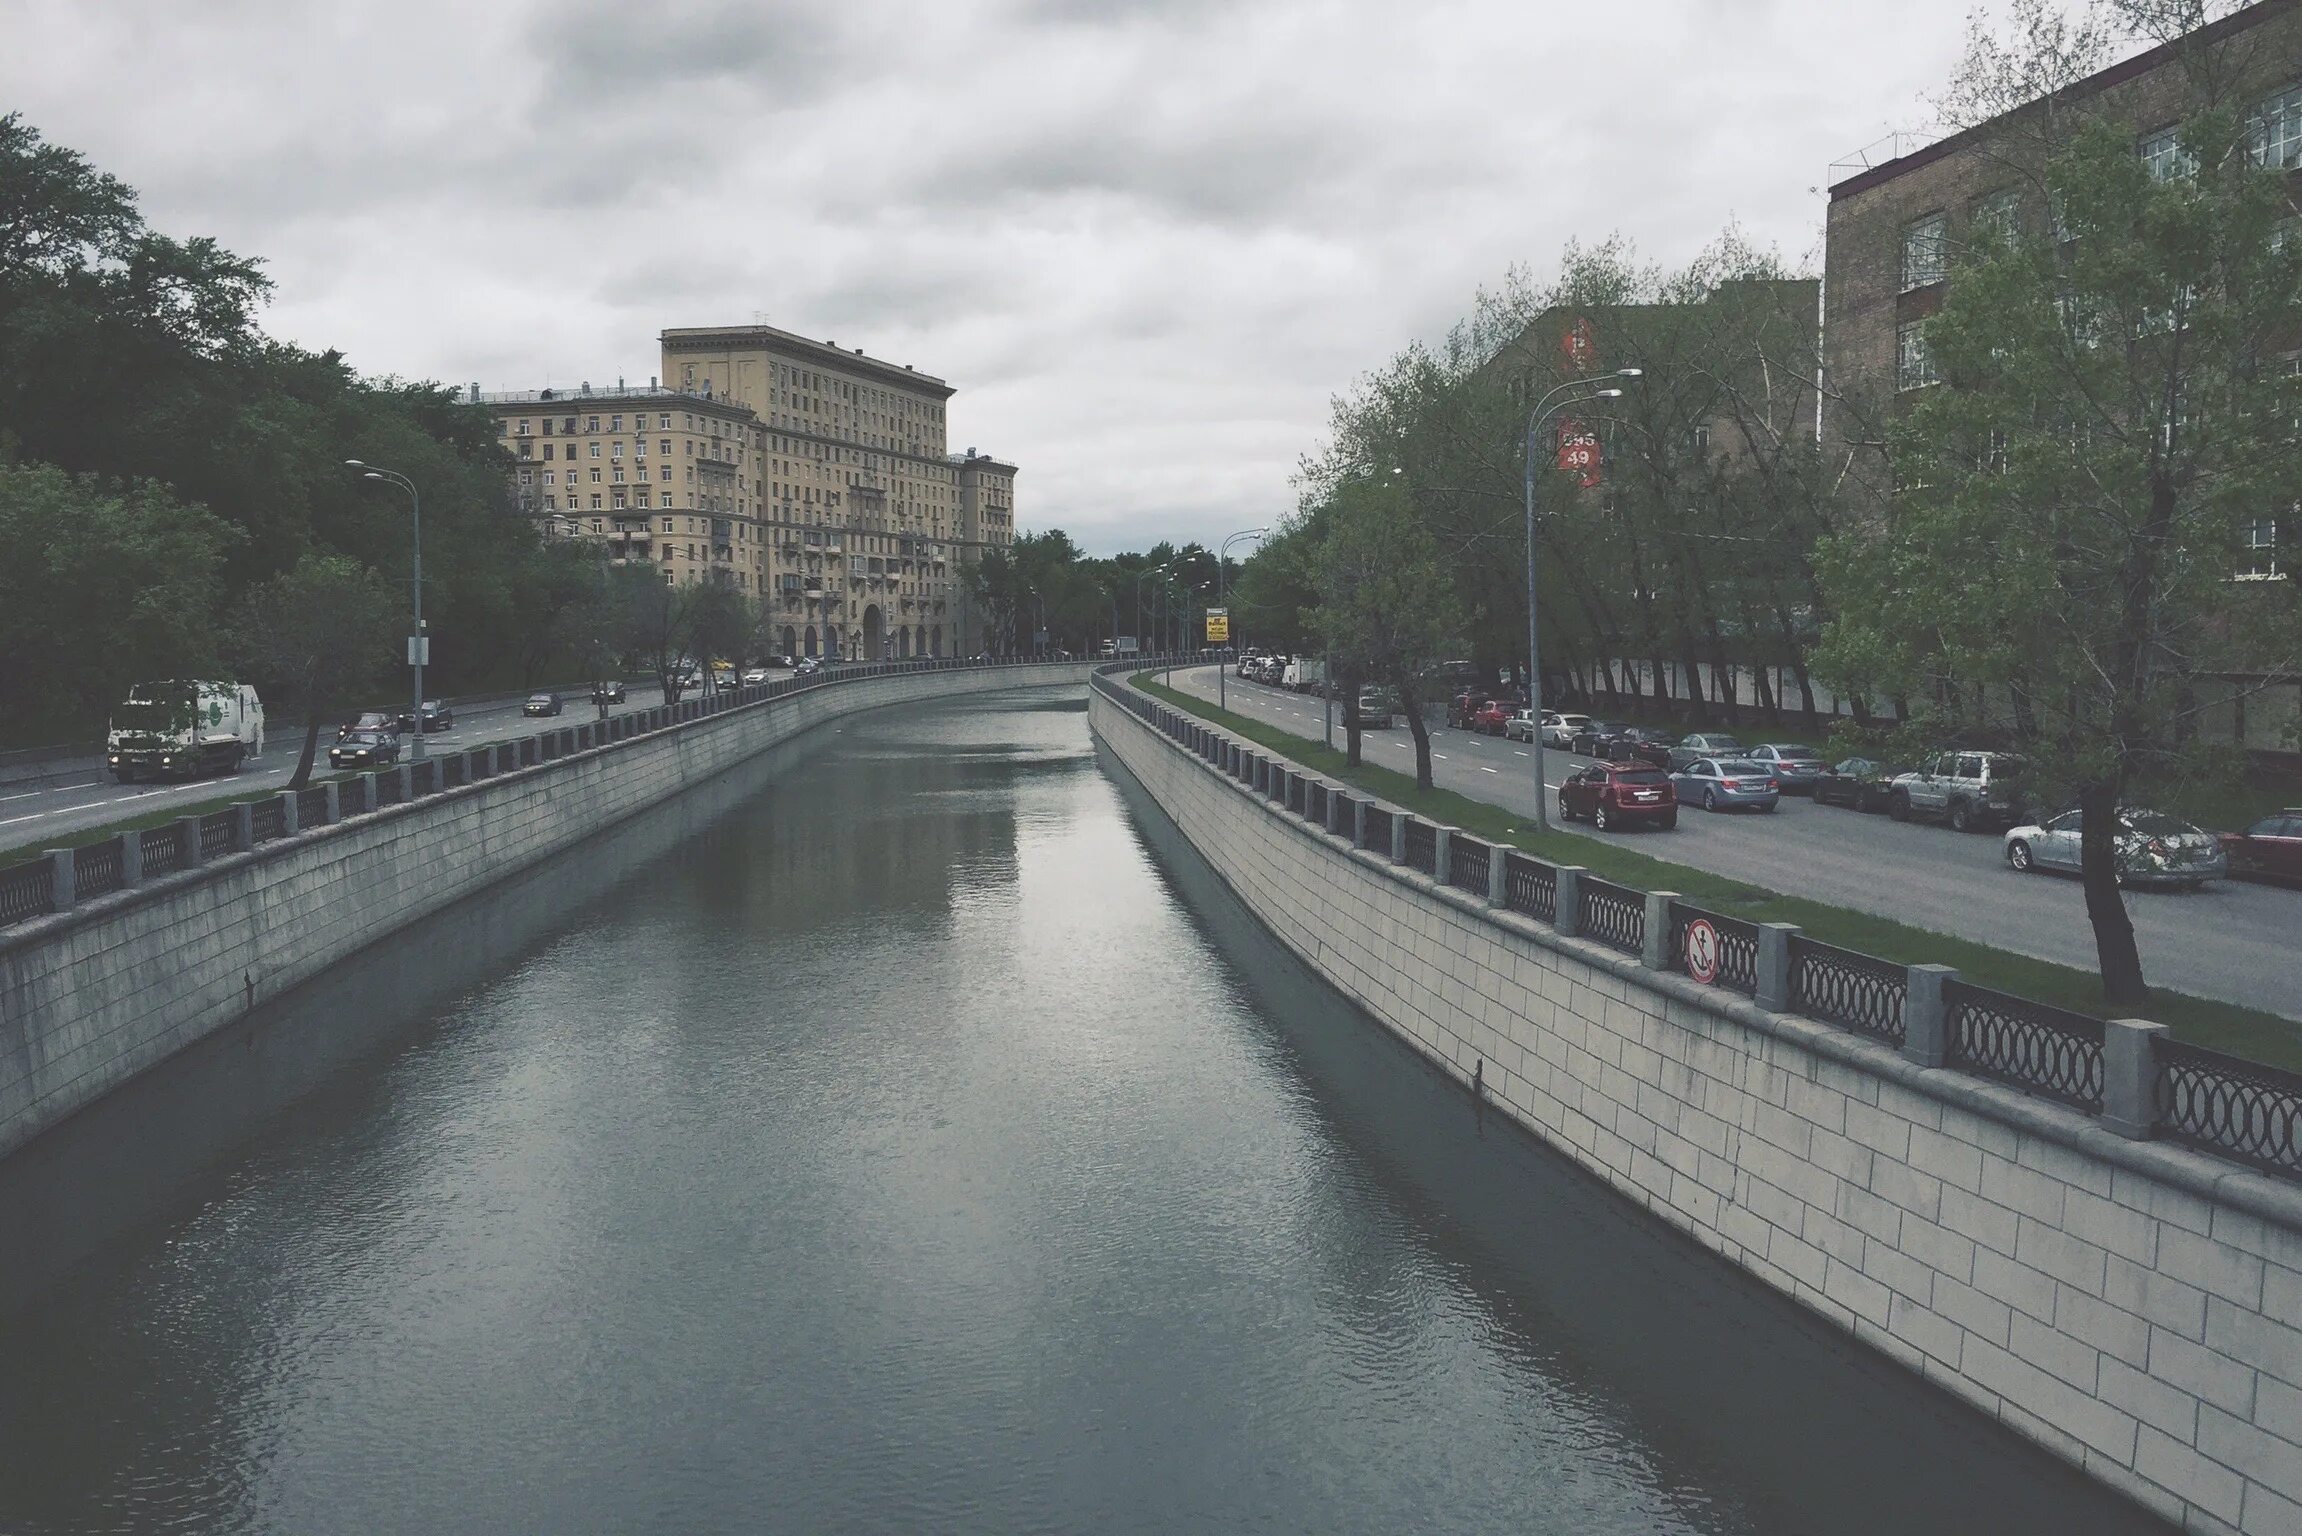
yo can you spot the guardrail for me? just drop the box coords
[1093,668,2302,1184]
[0,653,1162,940]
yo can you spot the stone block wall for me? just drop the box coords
[1091,685,2302,1536]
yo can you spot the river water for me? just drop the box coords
[0,693,2166,1533]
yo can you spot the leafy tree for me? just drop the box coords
[235,554,396,788]
[1309,478,1463,789]
[1815,51,2302,1005]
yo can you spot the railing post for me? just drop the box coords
[394,764,413,804]
[363,772,384,812]
[2101,1019,2167,1140]
[1756,922,1797,1011]
[1902,964,1958,1068]
[45,847,76,911]
[1488,842,1509,907]
[1641,892,1679,970]
[1553,866,1585,938]
[1353,800,1369,849]
[277,790,299,835]
[229,802,254,853]
[1389,814,1407,865]
[177,815,207,867]
[322,782,341,824]
[1327,788,1347,837]
[1433,827,1452,883]
[119,829,142,886]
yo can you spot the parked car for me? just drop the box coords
[2220,810,2302,884]
[398,700,453,733]
[1812,757,1906,813]
[1504,708,1551,743]
[2003,808,2227,890]
[1541,713,1593,748]
[1559,764,1678,831]
[1469,699,1515,735]
[796,656,823,676]
[1888,751,2029,832]
[1667,732,1746,771]
[340,711,397,739]
[523,692,565,717]
[591,680,627,705]
[1569,720,1630,757]
[1447,690,1494,729]
[1745,743,1827,793]
[328,728,401,769]
[1354,687,1397,729]
[1607,725,1678,768]
[1671,758,1782,813]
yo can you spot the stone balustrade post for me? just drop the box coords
[2102,1019,2167,1140]
[177,815,207,867]
[1756,923,1798,1012]
[1389,814,1407,865]
[1902,964,1959,1068]
[118,829,142,886]
[393,764,414,804]
[322,782,341,823]
[1432,827,1452,884]
[1488,842,1509,907]
[229,802,254,853]
[1641,891,1679,970]
[277,791,299,836]
[45,847,76,910]
[363,772,383,812]
[1553,866,1585,938]
[1353,800,1369,850]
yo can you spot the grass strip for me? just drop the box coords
[1129,673,2301,1071]
[0,774,356,869]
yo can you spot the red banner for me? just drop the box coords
[1557,418,1602,488]
[1562,316,1596,372]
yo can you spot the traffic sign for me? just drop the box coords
[1204,608,1230,644]
[1684,918,1722,985]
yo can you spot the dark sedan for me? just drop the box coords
[1569,720,1630,757]
[398,700,453,733]
[2220,810,2302,884]
[328,729,402,769]
[1607,726,1678,768]
[1813,757,1906,813]
[340,711,397,739]
[523,692,565,718]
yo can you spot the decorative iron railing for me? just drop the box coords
[1946,980,2105,1113]
[197,812,236,860]
[1502,851,1556,922]
[1402,820,1437,876]
[0,861,50,924]
[1789,934,1907,1043]
[1362,806,1394,855]
[2157,1040,2302,1176]
[297,787,330,827]
[74,839,124,900]
[1448,837,1491,897]
[140,823,184,878]
[1577,876,1644,955]
[249,799,286,843]
[373,772,405,809]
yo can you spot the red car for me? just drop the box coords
[2220,809,2302,884]
[1559,764,1678,831]
[1469,699,1515,736]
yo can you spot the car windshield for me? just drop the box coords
[341,731,387,746]
[1614,770,1669,786]
[112,699,188,730]
[528,696,552,704]
[2122,810,2197,835]
[1714,760,1769,775]
[1767,745,1820,757]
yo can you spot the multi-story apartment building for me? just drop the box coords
[658,323,1018,660]
[1821,0,2302,750]
[485,383,770,592]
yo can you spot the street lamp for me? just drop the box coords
[345,459,427,762]
[1216,527,1267,711]
[1131,563,1169,662]
[1521,370,1639,829]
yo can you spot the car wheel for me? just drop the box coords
[1558,792,1576,823]
[1594,805,1613,832]
[1889,792,1910,822]
[1948,800,1973,833]
[1704,788,1720,812]
[2008,840,2035,873]
[1658,812,1677,830]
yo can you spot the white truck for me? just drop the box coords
[1283,656,1326,693]
[105,680,264,783]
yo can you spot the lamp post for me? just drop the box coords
[1216,528,1266,711]
[1131,563,1169,663]
[1521,371,1639,829]
[346,460,427,761]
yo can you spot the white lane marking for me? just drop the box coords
[0,789,49,803]
[1480,766,1499,774]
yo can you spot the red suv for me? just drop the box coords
[1559,764,1678,831]
[1469,699,1514,735]
[2221,810,2302,884]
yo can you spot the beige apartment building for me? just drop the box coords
[659,323,1018,660]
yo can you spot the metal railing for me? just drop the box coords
[1362,805,1394,855]
[0,861,50,924]
[1945,980,2106,1114]
[1402,820,1437,876]
[1669,902,1758,996]
[1502,850,1556,922]
[140,823,184,879]
[1789,934,1907,1044]
[250,799,286,844]
[197,812,236,861]
[297,787,330,827]
[74,839,124,900]
[2156,1041,2302,1176]
[1448,836,1491,898]
[1577,876,1645,956]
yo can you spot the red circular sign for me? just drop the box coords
[1684,919,1723,985]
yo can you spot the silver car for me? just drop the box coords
[1746,743,1828,793]
[1542,713,1592,748]
[2003,808,2226,890]
[1670,758,1782,813]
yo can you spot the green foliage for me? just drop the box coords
[235,553,397,786]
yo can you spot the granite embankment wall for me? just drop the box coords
[1090,682,2302,1536]
[0,662,1097,1163]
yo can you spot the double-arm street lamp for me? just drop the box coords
[1132,563,1170,660]
[1521,371,1640,829]
[345,460,428,762]
[1216,527,1267,711]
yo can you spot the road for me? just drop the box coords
[0,684,673,851]
[1169,665,2300,1022]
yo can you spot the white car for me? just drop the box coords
[2002,808,2226,890]
[741,668,769,686]
[1541,713,1592,748]
[1505,709,1553,743]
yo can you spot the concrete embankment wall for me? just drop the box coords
[1090,685,2302,1536]
[0,664,1095,1163]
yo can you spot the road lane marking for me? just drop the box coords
[1480,766,1499,773]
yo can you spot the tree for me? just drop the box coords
[1815,35,2302,1006]
[235,554,396,788]
[1309,477,1464,790]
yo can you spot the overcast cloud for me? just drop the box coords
[5,0,2018,553]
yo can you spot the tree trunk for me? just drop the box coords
[1342,664,1364,767]
[1394,666,1434,791]
[2077,780,2147,1008]
[289,716,323,791]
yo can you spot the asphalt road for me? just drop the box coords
[0,685,673,851]
[1169,665,2300,1022]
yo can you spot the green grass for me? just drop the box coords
[0,773,355,869]
[1130,673,2302,1071]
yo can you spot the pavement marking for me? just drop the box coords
[1480,766,1499,773]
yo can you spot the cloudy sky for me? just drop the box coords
[6,0,2039,553]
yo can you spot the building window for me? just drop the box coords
[590,494,603,510]
[659,413,672,429]
[516,441,532,459]
[1900,212,1947,291]
[1896,322,1938,391]
[587,416,600,433]
[611,440,623,458]
[2240,519,2283,579]
[1971,188,2021,247]
[589,442,602,458]
[513,419,530,436]
[2139,126,2193,182]
[2252,85,2302,170]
